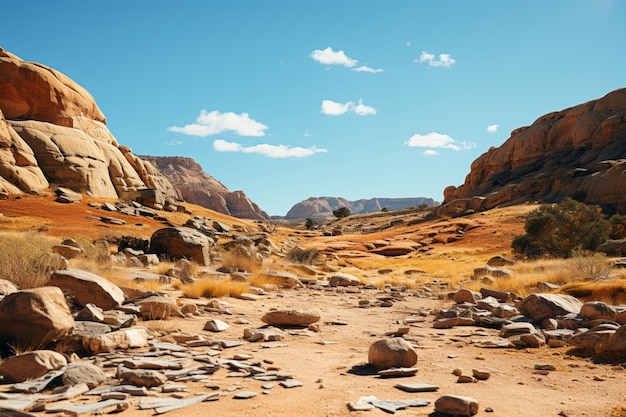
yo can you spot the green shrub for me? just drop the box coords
[333,207,351,218]
[512,197,610,258]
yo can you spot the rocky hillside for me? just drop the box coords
[440,88,626,216]
[284,196,437,220]
[0,48,179,206]
[140,156,269,220]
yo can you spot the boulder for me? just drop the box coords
[0,278,18,295]
[137,296,181,321]
[596,239,626,257]
[82,328,150,355]
[264,270,303,289]
[434,395,479,416]
[62,362,108,388]
[0,350,67,383]
[605,325,626,353]
[453,289,481,304]
[579,301,617,321]
[329,272,361,287]
[49,269,125,310]
[261,309,321,327]
[150,227,212,266]
[0,287,74,346]
[517,293,583,323]
[368,338,417,370]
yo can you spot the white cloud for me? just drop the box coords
[321,100,353,116]
[213,139,243,152]
[405,132,476,151]
[167,110,268,137]
[321,99,376,116]
[423,150,439,157]
[213,140,327,159]
[351,65,384,73]
[416,50,456,68]
[354,100,376,116]
[166,140,183,146]
[486,124,499,133]
[310,47,357,68]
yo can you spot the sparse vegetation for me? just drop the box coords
[511,197,620,258]
[286,247,320,265]
[181,277,249,298]
[0,232,60,289]
[332,207,351,218]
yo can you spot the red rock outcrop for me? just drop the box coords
[0,47,178,202]
[440,88,626,216]
[141,156,269,220]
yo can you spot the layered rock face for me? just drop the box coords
[0,48,178,201]
[441,88,626,216]
[141,156,269,220]
[285,196,437,220]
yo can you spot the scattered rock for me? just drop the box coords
[368,338,418,370]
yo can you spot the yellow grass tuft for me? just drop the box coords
[181,276,249,299]
[0,231,59,289]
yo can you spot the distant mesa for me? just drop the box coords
[140,156,269,220]
[439,87,626,217]
[284,196,438,220]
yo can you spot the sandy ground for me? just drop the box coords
[76,287,625,417]
[1,196,625,416]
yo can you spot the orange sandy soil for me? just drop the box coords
[0,195,625,417]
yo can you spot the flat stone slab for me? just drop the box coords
[234,391,259,399]
[279,379,303,388]
[378,367,418,378]
[395,382,439,392]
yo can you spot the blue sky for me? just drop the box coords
[2,1,624,216]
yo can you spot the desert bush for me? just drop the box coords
[333,207,351,218]
[287,247,320,265]
[0,232,59,289]
[218,246,263,273]
[608,214,626,239]
[305,218,315,230]
[569,248,612,281]
[512,197,610,258]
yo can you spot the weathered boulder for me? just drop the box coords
[0,350,67,383]
[261,309,321,327]
[453,289,481,304]
[264,270,303,289]
[368,338,417,370]
[137,296,181,321]
[150,227,212,266]
[0,286,74,346]
[605,325,626,353]
[579,301,617,321]
[82,327,150,355]
[434,395,479,416]
[517,293,583,323]
[49,269,125,310]
[62,362,108,388]
[596,239,626,257]
[329,272,361,287]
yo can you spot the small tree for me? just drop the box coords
[512,197,610,258]
[305,218,315,230]
[333,207,351,219]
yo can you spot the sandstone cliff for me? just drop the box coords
[285,196,437,220]
[440,88,626,216]
[140,156,269,220]
[0,48,179,203]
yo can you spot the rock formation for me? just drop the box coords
[285,196,437,220]
[140,156,269,220]
[440,88,626,216]
[0,48,179,202]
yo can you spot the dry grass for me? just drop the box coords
[218,247,263,274]
[0,231,60,289]
[559,280,626,304]
[181,276,249,299]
